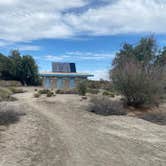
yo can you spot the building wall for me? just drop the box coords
[43,76,85,89]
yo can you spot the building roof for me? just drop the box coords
[40,72,94,77]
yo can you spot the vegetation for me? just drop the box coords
[46,91,54,97]
[77,81,87,96]
[110,36,166,107]
[141,112,166,125]
[102,91,115,97]
[8,87,25,94]
[0,50,40,86]
[0,110,26,126]
[87,88,99,94]
[88,96,126,116]
[86,79,112,91]
[56,89,78,94]
[34,93,41,98]
[0,87,13,101]
[38,89,50,94]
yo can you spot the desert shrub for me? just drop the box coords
[0,110,26,126]
[77,81,87,96]
[34,92,41,98]
[56,89,64,94]
[0,80,22,87]
[56,89,78,94]
[111,60,165,107]
[38,89,50,94]
[141,112,166,125]
[0,87,12,101]
[103,91,115,97]
[88,96,126,116]
[46,91,54,97]
[87,88,99,94]
[8,87,25,94]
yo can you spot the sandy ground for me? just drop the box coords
[0,87,166,166]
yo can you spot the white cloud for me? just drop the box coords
[82,69,109,80]
[65,0,166,35]
[0,0,166,43]
[17,45,41,51]
[42,51,115,61]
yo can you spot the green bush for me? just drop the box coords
[77,81,87,96]
[88,96,126,116]
[103,91,115,97]
[38,89,50,94]
[46,91,54,97]
[87,88,99,94]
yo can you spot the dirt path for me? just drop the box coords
[0,89,166,166]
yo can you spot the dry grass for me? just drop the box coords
[0,110,26,126]
[88,96,126,116]
[141,112,166,125]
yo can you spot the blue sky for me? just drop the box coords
[0,0,166,80]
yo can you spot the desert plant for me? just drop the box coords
[88,96,126,116]
[111,59,165,107]
[77,81,87,96]
[8,87,25,94]
[56,89,78,94]
[38,89,50,94]
[0,110,26,126]
[0,87,12,101]
[87,88,99,94]
[46,91,54,97]
[34,92,41,98]
[141,112,166,125]
[103,91,115,97]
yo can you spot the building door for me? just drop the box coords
[57,78,63,89]
[69,78,75,89]
[44,77,51,89]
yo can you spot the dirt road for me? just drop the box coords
[0,89,166,166]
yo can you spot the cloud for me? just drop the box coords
[65,0,166,35]
[41,51,115,61]
[82,69,109,80]
[17,45,41,51]
[0,0,166,43]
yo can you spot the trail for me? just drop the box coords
[0,89,166,166]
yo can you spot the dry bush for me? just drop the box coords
[87,88,99,94]
[103,91,115,97]
[0,110,26,126]
[111,60,165,107]
[88,96,126,116]
[77,81,87,96]
[8,87,25,94]
[141,112,166,125]
[38,89,50,94]
[56,89,78,94]
[46,91,54,97]
[34,92,41,98]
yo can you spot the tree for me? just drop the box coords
[9,50,23,81]
[0,53,13,80]
[110,37,165,107]
[0,50,40,86]
[22,55,40,85]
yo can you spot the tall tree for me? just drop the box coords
[22,55,39,85]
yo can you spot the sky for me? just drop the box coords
[0,0,166,80]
